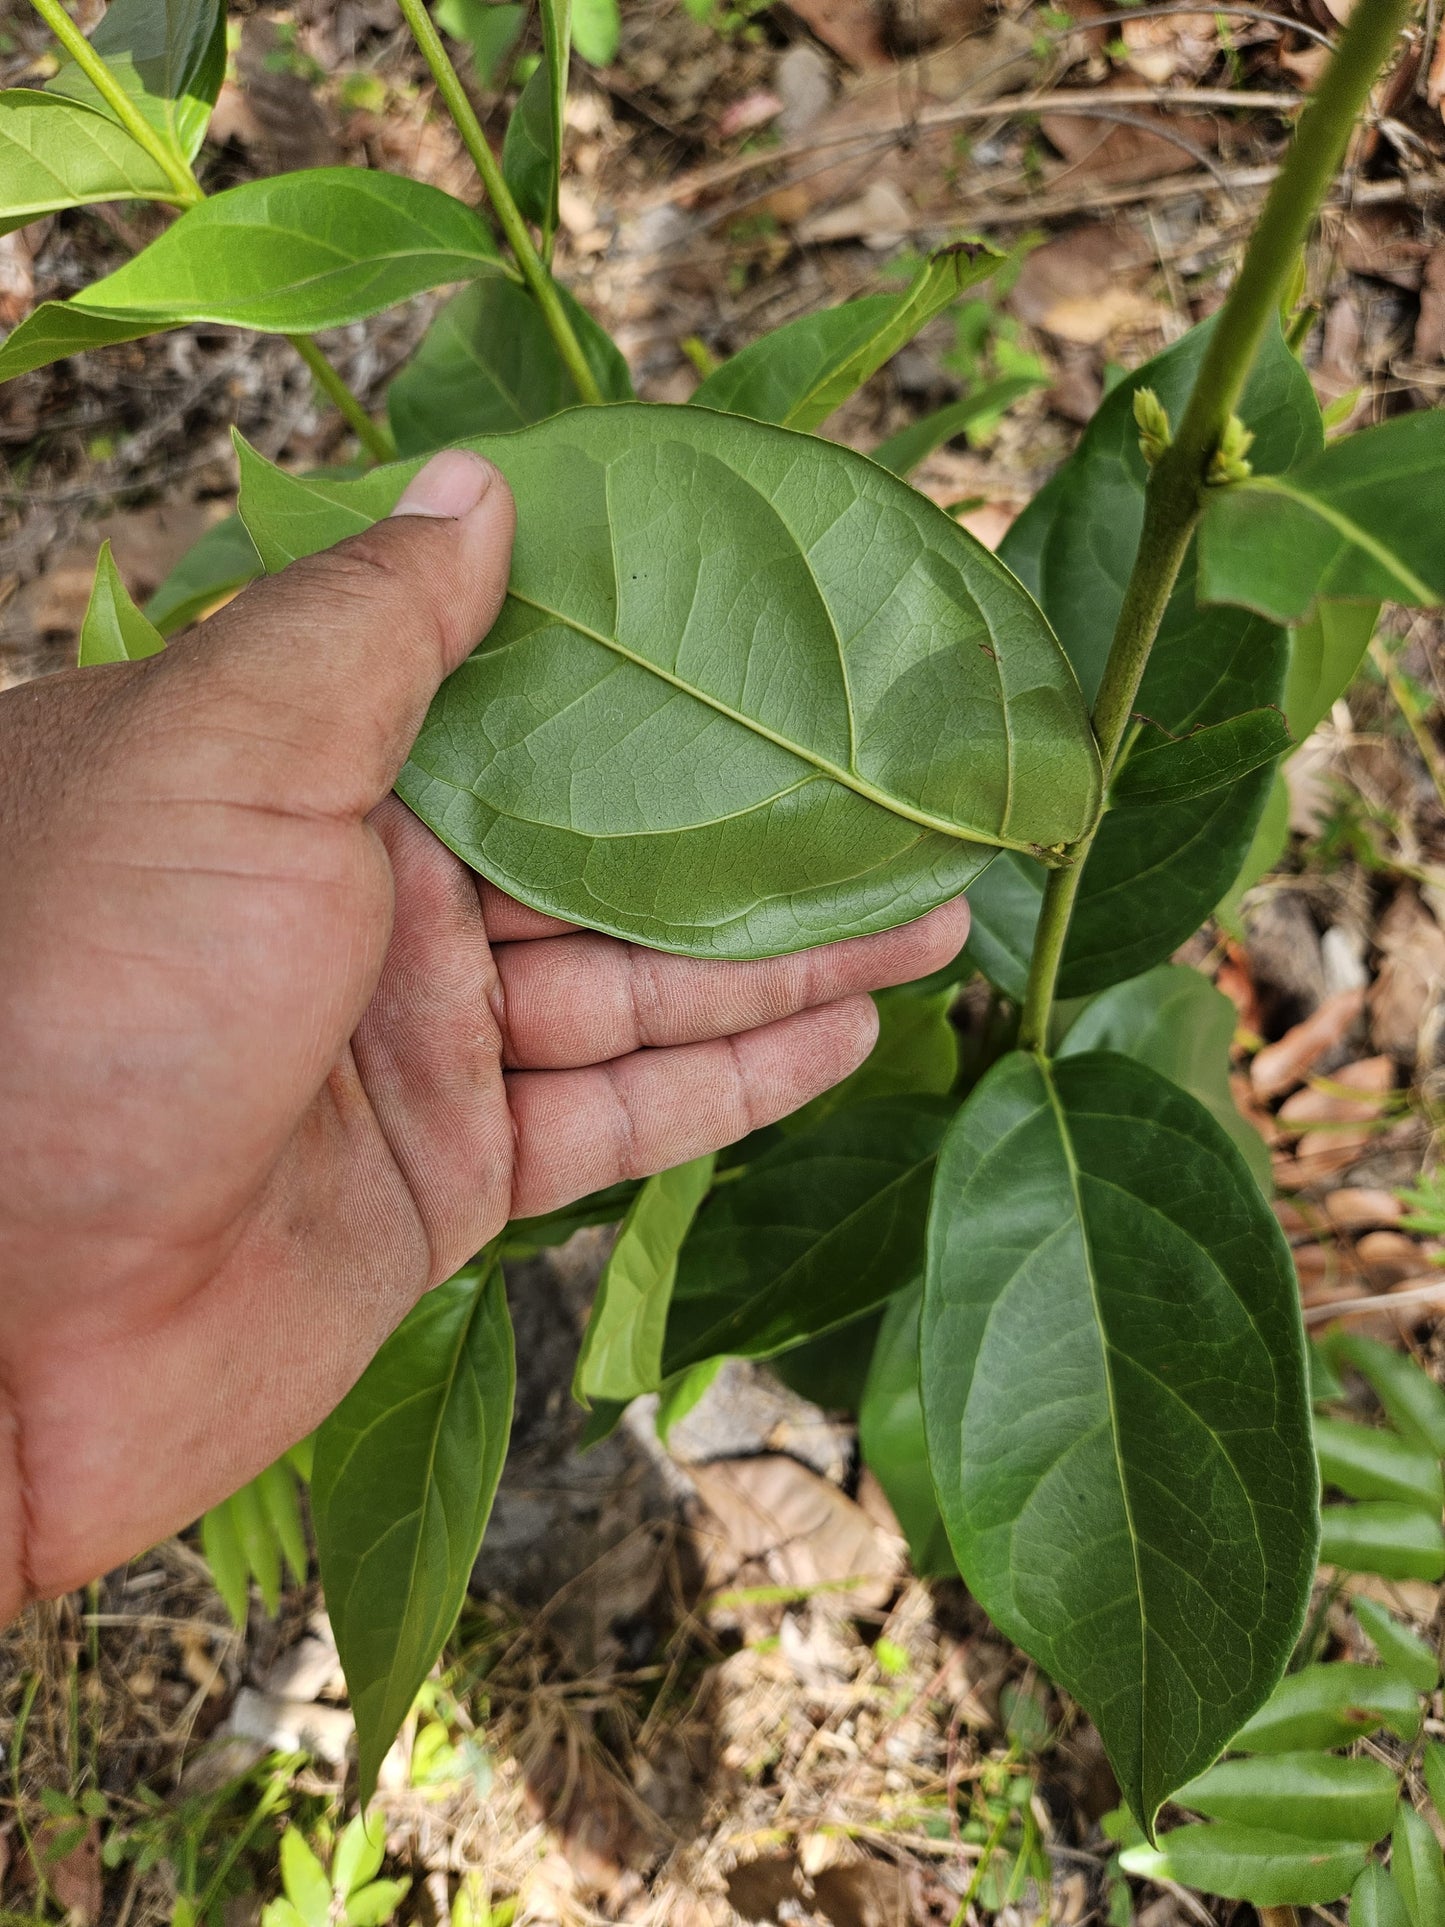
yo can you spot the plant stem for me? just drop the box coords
[1371,631,1445,811]
[26,0,201,206]
[392,0,605,406]
[287,335,397,463]
[1016,0,1411,1053]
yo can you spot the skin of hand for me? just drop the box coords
[0,450,969,1622]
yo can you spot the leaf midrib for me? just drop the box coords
[506,587,1033,855]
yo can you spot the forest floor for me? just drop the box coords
[5,0,1445,1922]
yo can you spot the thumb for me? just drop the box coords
[162,450,515,820]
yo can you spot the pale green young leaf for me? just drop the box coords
[1285,598,1378,740]
[279,1827,332,1927]
[1232,1663,1421,1752]
[691,245,1001,433]
[1326,1333,1445,1456]
[145,514,262,635]
[1426,1740,1445,1824]
[234,406,1101,960]
[1314,1415,1443,1510]
[654,1358,723,1444]
[434,0,525,84]
[1173,1752,1398,1844]
[387,271,632,456]
[48,0,225,162]
[230,1475,283,1616]
[573,1152,715,1404]
[1319,1502,1445,1582]
[1352,1598,1439,1694]
[1199,412,1445,624]
[199,1497,251,1628]
[858,1283,955,1578]
[0,91,174,235]
[870,375,1040,477]
[255,1457,309,1587]
[261,1900,309,1927]
[1392,1802,1445,1927]
[1120,1825,1370,1909]
[331,1816,385,1903]
[79,541,166,665]
[921,1050,1317,1827]
[1109,708,1292,808]
[343,1881,409,1927]
[1058,963,1270,1191]
[664,1096,952,1373]
[312,1260,515,1802]
[1352,1863,1413,1927]
[571,0,619,63]
[0,304,162,385]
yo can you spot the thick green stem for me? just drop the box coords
[27,0,201,205]
[287,335,396,464]
[393,0,604,406]
[1016,0,1411,1053]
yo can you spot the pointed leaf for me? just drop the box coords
[435,0,525,85]
[654,1358,723,1444]
[145,514,262,635]
[1110,708,1292,807]
[331,1816,385,1902]
[1353,1862,1413,1927]
[387,271,631,456]
[312,1259,515,1802]
[255,1458,309,1588]
[1315,1416,1443,1510]
[234,405,1101,959]
[0,91,174,235]
[665,1095,951,1372]
[1392,1802,1445,1927]
[870,375,1040,478]
[1286,598,1378,740]
[1425,1740,1445,1825]
[921,1050,1317,1825]
[858,1282,956,1577]
[0,304,162,385]
[1200,412,1445,624]
[1120,1824,1370,1908]
[1352,1598,1439,1694]
[343,1881,409,1927]
[1325,1333,1445,1457]
[1232,1662,1421,1752]
[79,541,166,665]
[1058,963,1270,1191]
[1319,1502,1445,1582]
[279,1828,332,1927]
[230,1473,283,1616]
[1174,1751,1398,1843]
[48,0,225,162]
[574,1152,714,1403]
[691,246,1001,433]
[199,1496,251,1628]
[775,981,959,1144]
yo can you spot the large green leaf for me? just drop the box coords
[1353,1863,1414,1927]
[235,406,1102,959]
[690,247,1000,434]
[1285,598,1378,740]
[502,0,569,239]
[145,514,262,635]
[966,317,1320,999]
[79,541,166,664]
[1058,963,1270,1191]
[312,1259,515,1802]
[573,1153,714,1404]
[387,271,632,455]
[1314,1415,1443,1510]
[49,0,225,163]
[1232,1662,1421,1752]
[1392,1802,1445,1927]
[1200,412,1445,624]
[663,1096,950,1372]
[921,1049,1317,1826]
[858,1283,955,1577]
[1120,1824,1371,1908]
[0,91,175,235]
[1174,1752,1398,1844]
[1318,1501,1445,1581]
[0,170,499,384]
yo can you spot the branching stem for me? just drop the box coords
[1017,0,1413,1054]
[393,0,605,406]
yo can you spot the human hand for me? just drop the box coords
[0,451,969,1618]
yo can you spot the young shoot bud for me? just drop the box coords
[1132,387,1171,467]
[1207,413,1255,485]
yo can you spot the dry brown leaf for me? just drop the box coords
[1250,987,1366,1100]
[726,1854,804,1922]
[690,1456,903,1607]
[1119,11,1218,83]
[812,1860,912,1927]
[32,1820,102,1927]
[1274,1054,1396,1186]
[784,0,891,70]
[1009,222,1161,346]
[1325,1187,1405,1232]
[1355,1230,1425,1286]
[1414,245,1445,364]
[1040,100,1216,187]
[1329,207,1428,289]
[1370,888,1445,1062]
[0,232,35,330]
[1428,16,1445,109]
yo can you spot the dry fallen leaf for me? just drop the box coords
[784,0,891,70]
[689,1455,903,1607]
[1251,987,1367,1100]
[32,1819,102,1927]
[812,1859,912,1927]
[1325,1187,1405,1232]
[1274,1054,1396,1186]
[1040,99,1217,188]
[1119,11,1218,84]
[1369,887,1445,1063]
[726,1853,804,1922]
[1355,1230,1425,1286]
[1008,222,1161,346]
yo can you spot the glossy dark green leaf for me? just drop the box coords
[870,376,1040,478]
[1286,598,1378,740]
[0,170,499,384]
[387,271,632,456]
[1319,1502,1445,1581]
[1120,1824,1370,1907]
[921,1049,1317,1826]
[1352,1597,1439,1694]
[769,1309,882,1411]
[313,1259,515,1802]
[774,983,959,1148]
[235,406,1101,959]
[1326,1332,1445,1457]
[1200,413,1445,624]
[690,246,1000,434]
[49,0,225,162]
[1058,963,1270,1190]
[79,541,166,665]
[573,1153,714,1403]
[966,317,1320,998]
[858,1283,956,1578]
[1314,1416,1443,1510]
[435,0,526,84]
[1175,1751,1398,1844]
[0,91,174,235]
[664,1096,949,1373]
[1110,708,1292,807]
[1352,1862,1413,1927]
[145,514,262,635]
[1392,1802,1445,1927]
[571,0,619,64]
[1232,1662,1421,1752]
